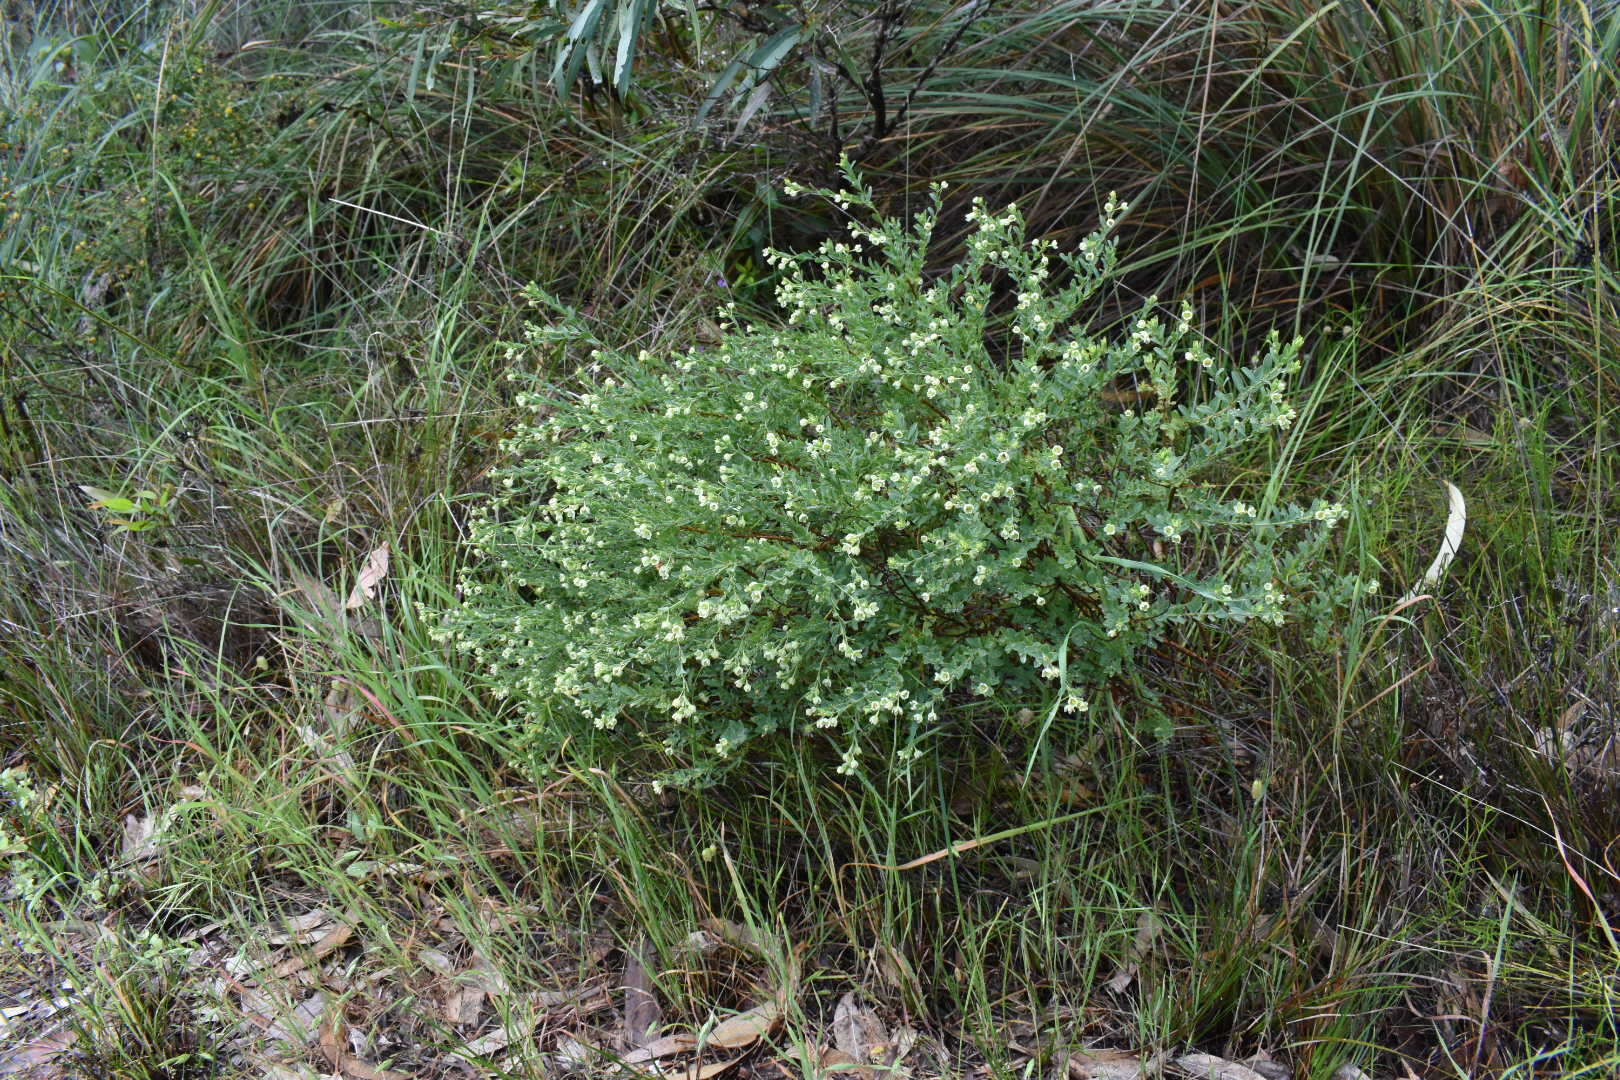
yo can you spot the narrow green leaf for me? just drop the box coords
[696,55,748,123]
[78,485,119,504]
[681,0,702,52]
[746,25,801,81]
[553,0,610,93]
[612,0,651,96]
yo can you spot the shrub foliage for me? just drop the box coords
[435,164,1365,785]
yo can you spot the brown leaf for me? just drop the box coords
[1104,912,1160,994]
[458,950,510,995]
[432,982,479,1027]
[1174,1053,1270,1080]
[345,543,391,610]
[698,918,769,955]
[816,1047,860,1071]
[317,1010,409,1080]
[122,812,164,879]
[683,1059,742,1080]
[264,910,333,946]
[622,1034,698,1065]
[264,992,328,1048]
[0,1029,78,1076]
[832,992,888,1065]
[708,1000,780,1049]
[1067,1050,1150,1080]
[621,936,662,1049]
[273,920,353,978]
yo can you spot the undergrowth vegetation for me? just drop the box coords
[0,0,1615,1077]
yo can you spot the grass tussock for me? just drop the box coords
[1,0,1617,1077]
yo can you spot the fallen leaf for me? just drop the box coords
[273,920,354,978]
[817,1047,860,1072]
[1067,1050,1149,1080]
[552,1034,599,1070]
[1104,912,1161,994]
[265,910,333,946]
[0,1029,77,1076]
[441,986,485,1028]
[1400,481,1466,605]
[416,946,456,975]
[622,936,662,1049]
[683,1059,741,1080]
[1174,1053,1270,1080]
[622,1033,698,1064]
[708,1000,780,1049]
[345,543,391,610]
[264,992,328,1048]
[832,992,888,1064]
[122,812,164,879]
[317,1009,408,1080]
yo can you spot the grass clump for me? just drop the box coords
[435,164,1366,786]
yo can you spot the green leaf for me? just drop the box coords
[612,0,652,96]
[696,56,748,123]
[680,0,703,52]
[697,25,801,124]
[746,25,802,84]
[553,0,610,93]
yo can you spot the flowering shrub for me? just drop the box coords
[435,163,1366,785]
